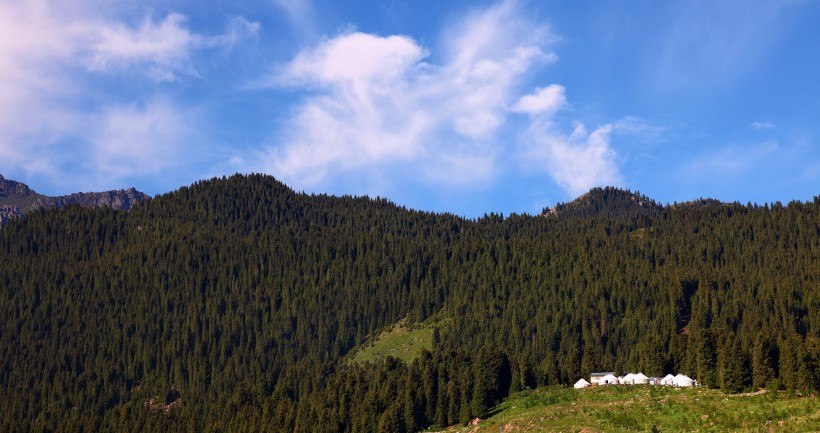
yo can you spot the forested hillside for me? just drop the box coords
[1,174,818,432]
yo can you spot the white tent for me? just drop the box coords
[660,374,676,386]
[574,378,591,389]
[601,374,619,385]
[590,372,617,385]
[622,373,636,384]
[634,373,649,384]
[674,374,694,387]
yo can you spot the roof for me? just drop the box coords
[590,372,616,377]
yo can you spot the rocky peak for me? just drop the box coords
[542,187,662,219]
[0,175,36,198]
[0,175,151,227]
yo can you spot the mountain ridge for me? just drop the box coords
[0,174,150,226]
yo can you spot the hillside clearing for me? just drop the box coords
[346,320,438,364]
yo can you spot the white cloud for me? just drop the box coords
[519,121,622,196]
[0,0,257,188]
[262,0,557,191]
[751,120,775,130]
[512,85,566,116]
[279,33,427,85]
[86,13,260,81]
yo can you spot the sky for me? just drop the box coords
[1,0,819,218]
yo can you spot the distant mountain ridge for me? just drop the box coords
[0,174,150,226]
[542,186,664,219]
[540,186,737,220]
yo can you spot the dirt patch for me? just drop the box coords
[144,396,182,414]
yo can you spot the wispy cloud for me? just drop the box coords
[651,0,790,92]
[272,0,315,35]
[88,98,201,180]
[751,120,775,130]
[259,0,558,193]
[86,13,260,82]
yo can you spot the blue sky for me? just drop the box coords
[1,0,819,217]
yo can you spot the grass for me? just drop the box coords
[346,317,447,365]
[430,385,820,433]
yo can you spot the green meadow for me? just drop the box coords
[429,385,819,433]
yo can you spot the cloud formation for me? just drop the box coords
[263,0,569,192]
[0,0,257,189]
[512,85,566,116]
[518,121,622,196]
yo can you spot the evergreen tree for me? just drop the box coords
[718,334,747,393]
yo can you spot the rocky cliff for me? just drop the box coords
[0,174,150,227]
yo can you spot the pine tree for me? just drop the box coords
[751,332,777,389]
[719,334,747,393]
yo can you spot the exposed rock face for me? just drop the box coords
[0,174,36,198]
[0,205,23,226]
[31,188,150,211]
[0,174,150,227]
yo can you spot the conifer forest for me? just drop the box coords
[1,174,818,432]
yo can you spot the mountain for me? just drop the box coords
[0,174,818,433]
[542,186,662,219]
[0,174,150,227]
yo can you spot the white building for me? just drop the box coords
[590,372,617,385]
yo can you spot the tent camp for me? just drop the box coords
[574,378,591,389]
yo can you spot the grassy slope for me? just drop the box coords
[346,317,449,364]
[430,385,819,433]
